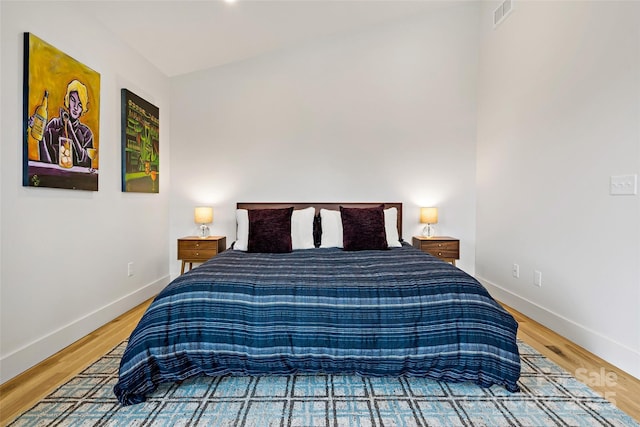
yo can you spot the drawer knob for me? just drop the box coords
[438,252,442,256]
[196,252,200,256]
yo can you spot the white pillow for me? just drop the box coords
[319,209,343,248]
[234,207,315,251]
[291,207,315,250]
[234,209,249,251]
[384,207,402,247]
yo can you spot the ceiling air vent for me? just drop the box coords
[494,0,514,28]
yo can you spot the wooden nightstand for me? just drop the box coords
[177,236,226,274]
[412,236,460,265]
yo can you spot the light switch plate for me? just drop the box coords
[610,174,637,195]
[534,270,542,287]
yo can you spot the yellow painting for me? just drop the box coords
[23,33,101,191]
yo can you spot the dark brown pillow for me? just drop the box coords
[313,214,322,248]
[248,207,294,253]
[340,205,388,251]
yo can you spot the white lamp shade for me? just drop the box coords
[420,207,438,224]
[194,207,213,224]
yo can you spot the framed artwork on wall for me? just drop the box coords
[121,89,160,193]
[22,32,101,191]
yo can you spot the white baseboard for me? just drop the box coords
[0,276,169,384]
[477,275,640,380]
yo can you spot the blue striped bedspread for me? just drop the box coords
[114,244,521,405]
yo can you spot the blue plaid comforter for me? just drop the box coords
[114,244,521,405]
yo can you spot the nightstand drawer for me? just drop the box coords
[178,239,219,253]
[419,241,459,258]
[178,248,218,260]
[412,236,460,265]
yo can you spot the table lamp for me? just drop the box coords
[194,206,213,238]
[420,207,438,238]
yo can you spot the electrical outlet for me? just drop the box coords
[534,270,542,287]
[610,174,638,195]
[128,262,134,277]
[512,264,520,278]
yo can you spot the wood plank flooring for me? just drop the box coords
[1,299,639,425]
[0,298,153,426]
[504,304,640,423]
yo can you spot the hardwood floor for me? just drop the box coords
[504,304,640,423]
[1,298,639,425]
[0,298,153,426]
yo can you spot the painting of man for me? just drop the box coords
[38,79,95,168]
[23,33,101,191]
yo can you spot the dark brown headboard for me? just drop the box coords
[236,202,403,240]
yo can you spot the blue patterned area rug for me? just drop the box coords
[9,341,638,427]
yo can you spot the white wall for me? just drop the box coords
[476,1,640,378]
[0,1,171,382]
[168,4,481,278]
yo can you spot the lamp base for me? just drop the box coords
[199,224,210,238]
[422,224,435,238]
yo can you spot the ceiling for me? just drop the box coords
[76,0,458,77]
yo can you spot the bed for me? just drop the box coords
[114,202,521,405]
